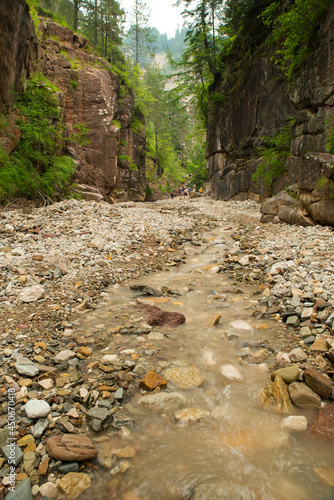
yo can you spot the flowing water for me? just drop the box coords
[73,226,334,500]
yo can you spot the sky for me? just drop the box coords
[119,0,185,37]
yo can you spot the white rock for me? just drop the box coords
[24,399,51,419]
[281,415,308,432]
[220,364,243,381]
[229,320,253,331]
[238,255,249,266]
[79,388,89,398]
[210,266,220,273]
[18,285,45,303]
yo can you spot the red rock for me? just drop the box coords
[304,368,332,399]
[140,371,167,390]
[139,304,185,326]
[308,405,334,441]
[46,434,97,462]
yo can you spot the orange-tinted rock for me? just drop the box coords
[140,371,167,391]
[308,405,334,441]
[46,434,97,462]
[38,457,49,475]
[260,375,293,413]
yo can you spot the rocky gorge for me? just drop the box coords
[0,0,146,204]
[1,196,334,499]
[207,1,334,227]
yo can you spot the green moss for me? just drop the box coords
[252,118,295,189]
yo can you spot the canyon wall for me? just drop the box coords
[0,0,146,202]
[207,2,334,225]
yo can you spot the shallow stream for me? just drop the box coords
[74,225,334,500]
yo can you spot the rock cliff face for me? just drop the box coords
[0,1,146,202]
[207,2,334,225]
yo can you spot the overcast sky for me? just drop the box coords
[119,0,185,37]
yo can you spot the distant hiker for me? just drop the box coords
[193,184,196,191]
[184,189,188,196]
[171,189,174,199]
[199,187,203,193]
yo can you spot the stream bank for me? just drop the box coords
[1,197,334,499]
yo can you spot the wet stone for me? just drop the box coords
[308,405,334,441]
[281,415,308,432]
[140,371,167,390]
[164,365,204,389]
[175,408,209,424]
[260,375,293,414]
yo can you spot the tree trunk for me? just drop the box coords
[73,0,79,30]
[94,0,98,47]
[109,0,113,65]
[155,101,162,177]
[135,0,139,65]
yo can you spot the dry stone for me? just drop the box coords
[304,368,332,399]
[288,382,321,408]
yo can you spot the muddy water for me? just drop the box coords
[75,227,334,500]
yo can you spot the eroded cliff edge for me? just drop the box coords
[0,0,146,202]
[207,2,334,225]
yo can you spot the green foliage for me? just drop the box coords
[316,176,334,201]
[325,109,334,155]
[129,163,138,171]
[70,79,79,90]
[0,72,87,202]
[130,114,144,134]
[269,0,332,79]
[252,119,294,188]
[146,184,153,197]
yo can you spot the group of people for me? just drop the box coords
[170,184,204,199]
